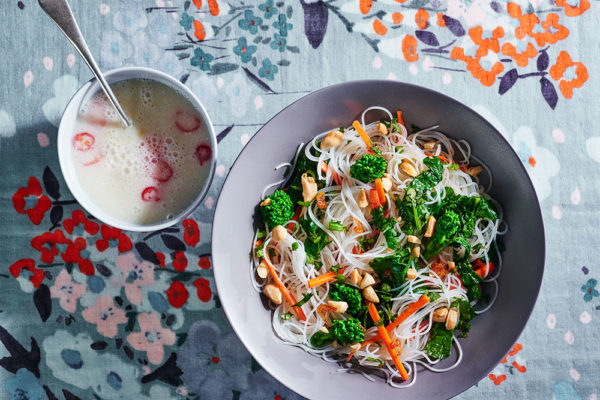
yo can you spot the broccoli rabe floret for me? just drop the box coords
[330,284,362,315]
[350,154,387,183]
[259,190,294,228]
[331,318,365,345]
[423,209,460,260]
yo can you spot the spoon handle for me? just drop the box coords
[38,0,132,127]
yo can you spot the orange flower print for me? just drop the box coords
[490,342,527,386]
[529,13,569,47]
[360,0,373,15]
[469,26,504,57]
[450,47,504,87]
[436,13,446,27]
[402,34,419,62]
[501,42,537,67]
[507,2,539,39]
[193,20,206,41]
[372,19,388,36]
[549,51,589,98]
[415,8,429,29]
[556,0,590,17]
[392,12,404,25]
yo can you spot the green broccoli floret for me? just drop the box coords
[350,154,387,183]
[331,318,365,345]
[259,190,294,228]
[330,284,362,315]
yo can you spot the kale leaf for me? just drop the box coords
[426,323,454,360]
[369,249,412,287]
[298,218,331,264]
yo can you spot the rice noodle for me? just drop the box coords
[251,107,505,387]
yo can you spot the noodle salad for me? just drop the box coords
[250,106,504,387]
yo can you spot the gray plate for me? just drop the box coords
[212,80,545,400]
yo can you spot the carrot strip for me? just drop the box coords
[308,267,347,288]
[375,178,386,205]
[352,217,364,233]
[321,162,342,185]
[396,110,405,127]
[369,189,381,209]
[352,120,373,148]
[264,252,307,320]
[362,294,429,347]
[474,260,495,278]
[425,152,450,163]
[368,303,409,380]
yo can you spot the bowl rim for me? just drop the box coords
[57,66,217,232]
[211,79,546,399]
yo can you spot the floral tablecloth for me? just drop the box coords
[0,0,597,399]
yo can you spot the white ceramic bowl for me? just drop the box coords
[57,67,217,231]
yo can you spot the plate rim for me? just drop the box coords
[211,79,546,399]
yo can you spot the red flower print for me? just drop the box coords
[507,3,539,39]
[556,0,589,17]
[193,278,212,302]
[182,219,200,247]
[63,209,99,236]
[501,42,537,67]
[450,47,504,87]
[96,225,133,252]
[549,51,589,99]
[414,8,429,29]
[402,34,419,62]
[468,26,504,57]
[156,252,166,267]
[488,373,507,385]
[9,259,45,288]
[167,281,189,308]
[528,13,569,47]
[31,230,70,264]
[62,237,95,275]
[12,177,52,225]
[198,256,211,270]
[172,252,188,272]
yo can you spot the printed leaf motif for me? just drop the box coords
[95,263,112,277]
[540,77,558,109]
[499,69,518,95]
[278,59,291,66]
[415,30,440,47]
[0,325,41,377]
[141,352,183,386]
[43,166,60,200]
[50,206,63,227]
[62,389,81,400]
[242,67,276,93]
[286,46,300,53]
[135,242,160,265]
[209,63,239,75]
[537,51,549,72]
[176,333,187,346]
[161,234,186,252]
[91,341,108,350]
[443,15,465,37]
[123,345,134,360]
[301,0,329,49]
[216,125,234,143]
[33,284,51,322]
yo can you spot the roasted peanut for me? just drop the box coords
[423,141,437,150]
[406,268,418,280]
[272,225,287,242]
[362,286,380,303]
[407,235,421,244]
[381,174,393,192]
[412,246,421,258]
[321,130,344,150]
[400,161,418,177]
[350,269,362,286]
[357,189,369,208]
[377,123,388,135]
[359,272,376,289]
[256,260,268,279]
[445,309,458,330]
[263,284,282,305]
[467,166,483,176]
[328,300,349,313]
[433,307,449,323]
[260,198,271,207]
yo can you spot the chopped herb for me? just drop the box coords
[314,261,323,271]
[426,323,454,359]
[335,274,347,284]
[331,265,340,273]
[329,220,347,231]
[369,248,411,287]
[448,163,460,171]
[366,357,384,367]
[292,292,313,307]
[280,312,292,320]
[339,126,345,133]
[359,235,377,252]
[291,242,299,251]
[257,230,267,239]
[299,218,331,264]
[297,201,311,207]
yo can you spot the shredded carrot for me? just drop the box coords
[317,304,337,327]
[368,303,410,380]
[474,259,495,278]
[352,120,373,148]
[352,244,362,254]
[425,152,450,163]
[255,239,263,247]
[396,110,405,127]
[321,162,342,185]
[287,206,302,232]
[316,192,327,209]
[374,178,386,205]
[352,217,364,233]
[307,267,347,288]
[362,295,429,347]
[369,189,381,209]
[264,252,307,320]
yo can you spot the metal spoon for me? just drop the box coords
[38,0,132,127]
